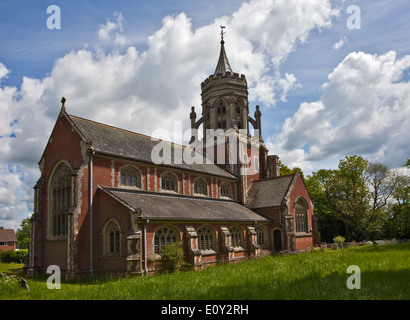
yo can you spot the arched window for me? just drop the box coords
[51,164,72,237]
[295,198,309,233]
[193,178,207,196]
[255,226,266,246]
[120,166,141,188]
[217,100,226,114]
[104,219,121,256]
[161,173,178,192]
[154,226,178,254]
[229,226,243,248]
[197,226,215,252]
[220,182,232,199]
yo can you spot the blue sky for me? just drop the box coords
[1,0,410,230]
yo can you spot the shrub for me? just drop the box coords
[0,249,28,263]
[15,249,28,263]
[333,236,345,243]
[160,242,185,272]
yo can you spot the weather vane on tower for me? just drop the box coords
[220,25,226,43]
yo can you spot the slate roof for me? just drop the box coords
[99,186,271,223]
[67,113,235,179]
[246,175,296,209]
[0,229,17,242]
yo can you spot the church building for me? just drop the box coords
[27,32,319,277]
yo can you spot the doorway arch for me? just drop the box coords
[273,229,282,253]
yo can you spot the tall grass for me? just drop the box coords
[1,244,409,300]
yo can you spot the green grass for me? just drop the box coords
[1,244,409,300]
[0,263,24,274]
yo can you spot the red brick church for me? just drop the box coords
[27,34,319,277]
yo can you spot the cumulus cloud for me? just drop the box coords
[97,11,129,47]
[268,51,410,172]
[0,0,339,228]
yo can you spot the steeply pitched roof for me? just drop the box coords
[66,113,235,179]
[0,229,17,242]
[100,186,271,222]
[214,40,233,76]
[246,174,296,209]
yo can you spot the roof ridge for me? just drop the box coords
[104,185,236,203]
[68,113,155,141]
[68,113,196,151]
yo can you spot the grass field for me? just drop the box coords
[1,243,409,300]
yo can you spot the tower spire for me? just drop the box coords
[214,26,233,76]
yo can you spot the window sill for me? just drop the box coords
[47,235,68,241]
[295,233,312,238]
[118,185,142,190]
[193,193,208,197]
[200,249,217,256]
[160,189,178,194]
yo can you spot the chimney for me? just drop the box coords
[267,155,280,178]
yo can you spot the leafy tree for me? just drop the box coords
[306,169,344,242]
[328,155,370,241]
[16,217,30,250]
[279,161,304,180]
[386,171,410,239]
[365,162,398,211]
[404,158,410,169]
[307,156,410,241]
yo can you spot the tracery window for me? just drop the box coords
[161,173,178,192]
[104,220,121,256]
[229,226,243,248]
[193,178,207,196]
[120,166,141,188]
[255,226,266,246]
[295,198,309,233]
[154,226,178,254]
[51,164,72,237]
[197,226,216,252]
[220,182,232,199]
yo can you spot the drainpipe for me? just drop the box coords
[144,219,149,274]
[89,148,95,276]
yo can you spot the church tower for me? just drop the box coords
[190,27,270,203]
[193,27,249,141]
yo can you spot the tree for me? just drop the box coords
[16,218,30,250]
[307,157,410,241]
[306,169,344,242]
[365,162,398,211]
[404,158,410,169]
[386,172,410,239]
[279,161,304,180]
[328,156,370,241]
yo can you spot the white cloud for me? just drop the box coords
[97,11,129,47]
[333,36,348,50]
[268,51,410,172]
[0,62,9,81]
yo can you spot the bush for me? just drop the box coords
[0,249,28,263]
[160,242,185,272]
[333,236,345,243]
